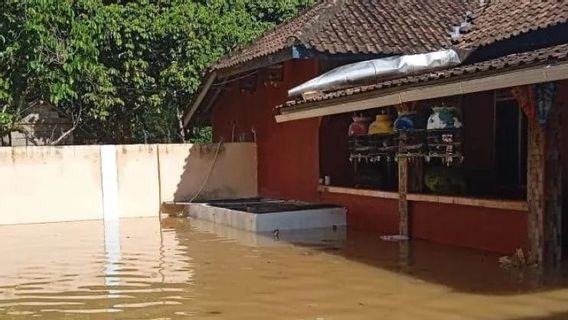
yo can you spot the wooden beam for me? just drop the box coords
[406,194,528,211]
[275,62,568,123]
[317,185,528,211]
[317,185,399,199]
[215,48,294,78]
[183,72,218,128]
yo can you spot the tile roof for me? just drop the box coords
[214,0,478,71]
[458,0,568,49]
[277,43,568,110]
[301,0,476,55]
[213,1,336,70]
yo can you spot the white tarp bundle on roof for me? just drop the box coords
[288,49,463,98]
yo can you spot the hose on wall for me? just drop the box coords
[188,139,224,203]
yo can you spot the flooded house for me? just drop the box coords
[184,0,568,268]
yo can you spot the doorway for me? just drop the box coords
[557,98,567,261]
[494,97,528,199]
[562,174,568,262]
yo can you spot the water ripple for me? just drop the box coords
[0,218,567,319]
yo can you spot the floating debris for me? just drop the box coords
[499,248,536,270]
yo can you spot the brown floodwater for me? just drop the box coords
[1,217,568,320]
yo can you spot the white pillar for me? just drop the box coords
[100,145,121,288]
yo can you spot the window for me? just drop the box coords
[319,91,528,200]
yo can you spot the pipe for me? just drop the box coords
[288,49,463,98]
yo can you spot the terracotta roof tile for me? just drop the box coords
[459,0,568,48]
[213,0,568,71]
[277,43,568,110]
[214,0,477,71]
[213,1,337,70]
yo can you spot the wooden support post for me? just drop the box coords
[398,156,412,268]
[527,112,563,268]
[545,109,563,267]
[397,157,423,237]
[527,122,545,266]
[398,240,411,270]
[398,157,409,237]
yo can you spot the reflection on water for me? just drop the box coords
[1,217,568,319]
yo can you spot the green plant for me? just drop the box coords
[0,0,314,144]
[189,126,213,144]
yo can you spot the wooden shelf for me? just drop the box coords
[318,185,528,212]
[317,185,399,199]
[406,193,528,211]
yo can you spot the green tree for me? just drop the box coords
[0,0,119,142]
[0,0,314,144]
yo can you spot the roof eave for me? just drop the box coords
[275,61,568,123]
[213,47,296,78]
[183,48,297,128]
[183,71,218,128]
[183,45,379,128]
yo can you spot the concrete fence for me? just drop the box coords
[0,143,257,225]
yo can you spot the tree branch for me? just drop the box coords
[49,123,77,145]
[50,105,82,146]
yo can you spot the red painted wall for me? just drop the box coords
[209,60,565,255]
[320,192,399,235]
[411,202,528,254]
[212,59,321,201]
[320,190,528,254]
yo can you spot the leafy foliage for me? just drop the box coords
[0,0,314,144]
[0,111,15,137]
[189,126,213,144]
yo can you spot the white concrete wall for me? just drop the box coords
[0,143,257,225]
[0,146,104,224]
[158,143,258,202]
[116,144,161,218]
